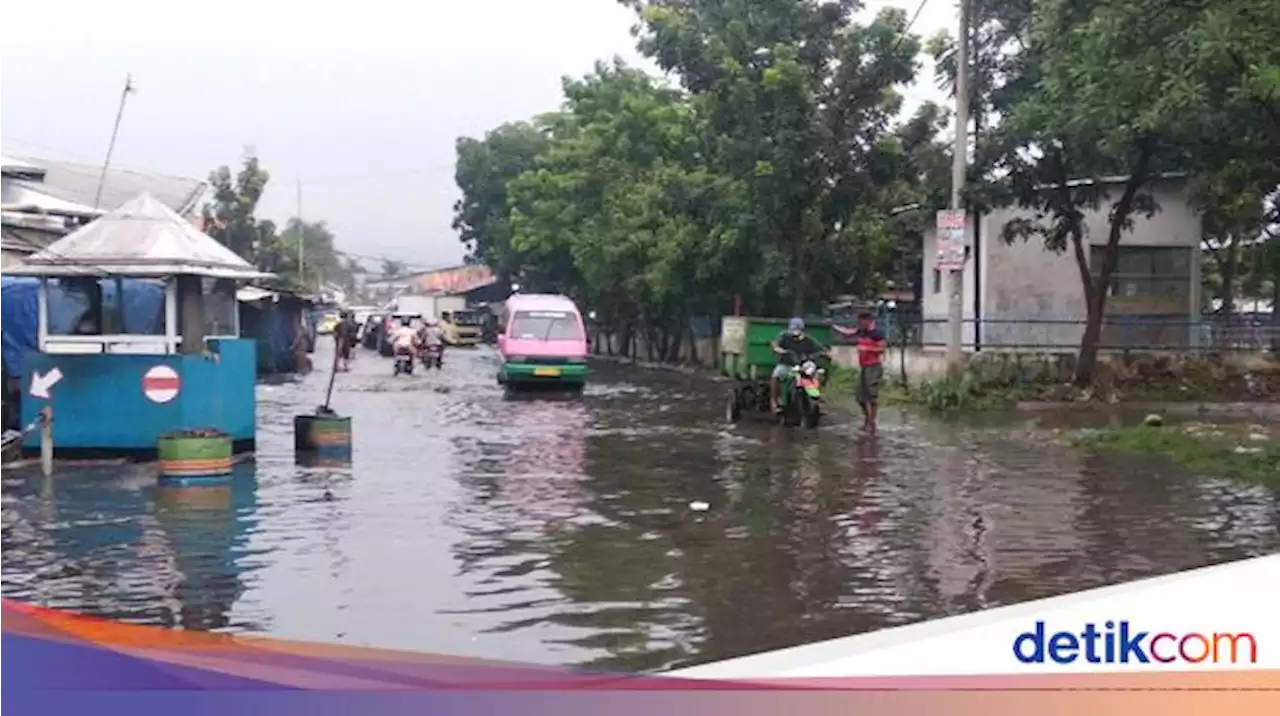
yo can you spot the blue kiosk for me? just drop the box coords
[6,193,274,457]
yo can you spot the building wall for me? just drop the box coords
[921,178,1203,348]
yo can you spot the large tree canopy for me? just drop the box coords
[451,0,1280,371]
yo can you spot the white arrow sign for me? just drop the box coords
[30,367,63,399]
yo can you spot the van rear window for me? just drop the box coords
[510,310,581,341]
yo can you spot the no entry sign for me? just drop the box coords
[143,365,181,404]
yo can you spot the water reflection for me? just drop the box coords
[2,462,258,630]
[3,345,1278,673]
[154,479,239,629]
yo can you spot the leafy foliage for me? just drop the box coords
[453,0,938,345]
[204,155,349,292]
[451,0,1279,371]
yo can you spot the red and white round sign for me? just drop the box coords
[142,365,181,404]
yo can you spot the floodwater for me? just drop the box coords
[3,343,1279,671]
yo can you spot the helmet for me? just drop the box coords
[788,317,805,334]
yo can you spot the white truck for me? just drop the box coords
[392,294,467,321]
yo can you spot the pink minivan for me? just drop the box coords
[496,294,589,388]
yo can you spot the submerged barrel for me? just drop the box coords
[158,429,233,480]
[294,413,352,463]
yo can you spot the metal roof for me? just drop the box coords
[2,154,208,215]
[5,193,274,280]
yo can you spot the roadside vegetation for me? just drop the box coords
[1069,422,1280,484]
[883,353,1280,414]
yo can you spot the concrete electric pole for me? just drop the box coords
[945,0,971,372]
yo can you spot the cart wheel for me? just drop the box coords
[725,390,742,422]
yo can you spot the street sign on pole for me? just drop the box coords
[936,209,967,271]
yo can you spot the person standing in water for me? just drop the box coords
[333,310,359,371]
[834,311,886,431]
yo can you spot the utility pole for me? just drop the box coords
[296,179,305,290]
[945,0,971,372]
[93,74,135,210]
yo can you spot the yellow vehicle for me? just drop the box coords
[317,311,342,335]
[439,309,484,346]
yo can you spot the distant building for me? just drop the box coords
[920,174,1204,349]
[1,154,209,267]
[364,264,503,305]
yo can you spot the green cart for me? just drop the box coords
[719,316,834,424]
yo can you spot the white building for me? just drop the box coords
[920,175,1204,350]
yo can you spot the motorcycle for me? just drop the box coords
[778,351,827,428]
[393,347,416,376]
[422,343,444,370]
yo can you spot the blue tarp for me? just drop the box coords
[1,277,166,379]
[240,298,305,374]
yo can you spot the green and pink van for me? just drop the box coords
[496,294,589,388]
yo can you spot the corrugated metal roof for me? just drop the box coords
[3,154,208,215]
[1,224,62,254]
[408,264,496,294]
[6,193,273,279]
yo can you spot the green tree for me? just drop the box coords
[380,258,406,279]
[256,218,340,291]
[203,156,272,261]
[621,0,926,313]
[878,101,954,300]
[452,121,553,284]
[985,0,1280,383]
[505,59,749,356]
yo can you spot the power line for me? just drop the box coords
[894,0,933,55]
[298,163,457,186]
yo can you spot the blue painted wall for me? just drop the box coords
[19,339,257,451]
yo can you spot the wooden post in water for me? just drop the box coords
[40,406,53,476]
[323,334,340,412]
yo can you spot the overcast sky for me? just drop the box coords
[1,0,955,271]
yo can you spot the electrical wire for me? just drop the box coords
[893,0,933,55]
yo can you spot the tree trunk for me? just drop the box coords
[1271,278,1280,352]
[1074,146,1153,385]
[685,318,699,366]
[667,320,684,363]
[1219,238,1239,318]
[621,322,634,359]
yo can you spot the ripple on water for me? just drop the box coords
[4,344,1279,670]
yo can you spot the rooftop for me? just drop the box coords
[506,293,579,310]
[5,193,272,280]
[1,154,209,216]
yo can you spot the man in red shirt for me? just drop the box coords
[834,311,887,431]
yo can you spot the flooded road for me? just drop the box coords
[4,343,1279,671]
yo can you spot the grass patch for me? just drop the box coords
[822,362,859,396]
[1070,423,1280,484]
[883,373,1026,414]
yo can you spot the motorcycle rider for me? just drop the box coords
[419,317,445,364]
[769,317,827,414]
[390,319,421,365]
